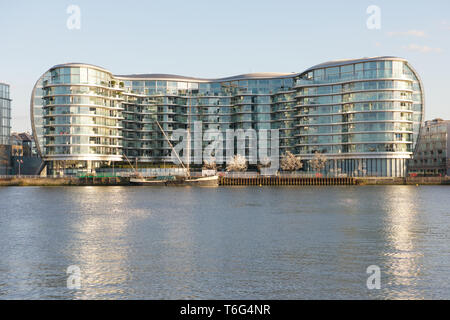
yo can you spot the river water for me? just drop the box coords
[0,185,449,299]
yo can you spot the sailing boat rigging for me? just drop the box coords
[182,89,219,185]
[130,89,218,186]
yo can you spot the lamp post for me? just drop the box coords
[16,158,23,177]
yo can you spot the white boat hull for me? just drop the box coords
[130,178,167,186]
[184,175,219,187]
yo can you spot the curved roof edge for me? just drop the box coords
[303,56,407,73]
[51,63,113,75]
[114,72,297,82]
[47,56,410,82]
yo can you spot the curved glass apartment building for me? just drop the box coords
[31,57,424,177]
[31,64,124,175]
[295,58,424,176]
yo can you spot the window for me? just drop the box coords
[341,65,353,73]
[364,62,377,70]
[355,63,364,72]
[314,69,324,80]
[326,67,339,75]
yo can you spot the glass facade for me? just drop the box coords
[31,57,424,177]
[408,119,449,176]
[295,58,424,177]
[31,65,123,175]
[0,83,11,145]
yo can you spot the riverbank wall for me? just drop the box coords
[220,176,357,186]
[0,176,449,186]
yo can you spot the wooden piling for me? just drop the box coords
[219,176,356,186]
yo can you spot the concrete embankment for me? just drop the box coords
[355,177,406,185]
[0,177,130,186]
[406,177,450,185]
[220,176,450,186]
[356,177,450,185]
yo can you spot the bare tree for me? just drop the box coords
[226,154,247,172]
[203,158,217,170]
[310,152,327,172]
[280,151,303,172]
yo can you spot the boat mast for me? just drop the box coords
[123,153,140,177]
[155,120,189,177]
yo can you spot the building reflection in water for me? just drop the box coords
[65,187,202,299]
[66,187,150,299]
[382,186,426,299]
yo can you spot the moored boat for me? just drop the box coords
[184,175,219,187]
[130,177,168,186]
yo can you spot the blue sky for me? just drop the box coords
[1,0,449,131]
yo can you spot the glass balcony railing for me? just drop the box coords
[295,71,415,86]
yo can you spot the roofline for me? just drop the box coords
[425,119,450,124]
[113,72,297,82]
[302,56,408,74]
[46,56,410,83]
[46,63,297,82]
[50,63,113,75]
